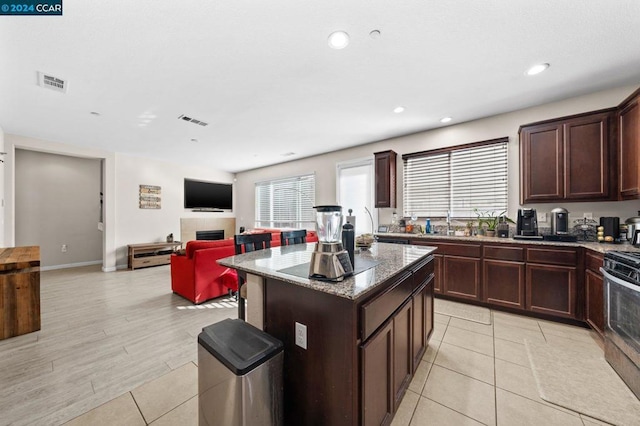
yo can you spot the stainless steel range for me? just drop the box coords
[601,251,640,399]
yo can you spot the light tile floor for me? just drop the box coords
[1,265,631,425]
[64,308,629,426]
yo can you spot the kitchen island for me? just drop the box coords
[218,242,437,426]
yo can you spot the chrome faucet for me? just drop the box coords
[446,211,454,235]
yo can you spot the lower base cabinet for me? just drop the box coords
[585,250,605,335]
[393,301,413,412]
[443,256,481,301]
[483,259,526,310]
[362,322,394,426]
[526,263,577,318]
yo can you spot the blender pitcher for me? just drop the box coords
[315,205,343,242]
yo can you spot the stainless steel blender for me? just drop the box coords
[308,205,354,281]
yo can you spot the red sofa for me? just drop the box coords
[170,229,317,304]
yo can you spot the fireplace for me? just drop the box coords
[196,230,225,241]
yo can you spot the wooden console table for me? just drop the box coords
[128,241,183,270]
[0,246,41,340]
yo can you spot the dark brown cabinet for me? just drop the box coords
[520,110,615,203]
[374,150,397,208]
[361,321,393,426]
[585,250,605,336]
[443,256,481,301]
[412,277,434,372]
[433,254,443,294]
[483,245,525,310]
[618,88,640,199]
[393,300,413,411]
[526,263,577,319]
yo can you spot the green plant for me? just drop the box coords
[474,209,515,231]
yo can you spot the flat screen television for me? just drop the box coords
[184,179,233,210]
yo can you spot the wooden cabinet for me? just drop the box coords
[0,246,41,340]
[584,250,605,336]
[618,88,640,199]
[393,300,413,411]
[520,110,615,203]
[412,276,434,372]
[483,245,525,310]
[525,247,578,319]
[433,254,443,294]
[374,150,397,208]
[362,321,394,426]
[443,256,481,301]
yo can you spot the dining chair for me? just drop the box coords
[280,229,307,246]
[233,233,272,320]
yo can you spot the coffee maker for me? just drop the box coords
[309,205,354,281]
[515,208,541,239]
[550,208,569,235]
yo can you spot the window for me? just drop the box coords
[337,158,376,235]
[403,137,508,218]
[255,173,316,229]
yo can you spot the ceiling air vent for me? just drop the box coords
[178,114,209,126]
[37,71,67,93]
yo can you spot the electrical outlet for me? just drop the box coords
[295,322,307,349]
[538,212,547,223]
[61,244,67,253]
[584,212,593,219]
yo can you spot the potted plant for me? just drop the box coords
[474,209,515,237]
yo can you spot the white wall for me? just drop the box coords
[15,149,102,268]
[113,153,234,267]
[235,83,640,230]
[6,134,235,270]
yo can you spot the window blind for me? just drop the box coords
[255,173,316,228]
[403,138,508,218]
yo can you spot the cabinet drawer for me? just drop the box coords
[361,271,412,341]
[526,247,577,266]
[585,250,604,272]
[132,254,171,268]
[435,242,481,258]
[411,256,434,289]
[483,245,524,261]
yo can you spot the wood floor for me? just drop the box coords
[0,265,236,426]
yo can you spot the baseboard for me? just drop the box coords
[41,260,103,271]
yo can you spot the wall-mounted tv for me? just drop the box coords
[184,178,233,211]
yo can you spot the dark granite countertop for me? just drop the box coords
[217,242,437,300]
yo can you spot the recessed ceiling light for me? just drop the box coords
[440,117,452,123]
[328,31,349,49]
[526,63,550,76]
[90,111,101,116]
[190,138,198,143]
[369,30,381,39]
[393,106,405,114]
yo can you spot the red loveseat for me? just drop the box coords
[170,229,317,304]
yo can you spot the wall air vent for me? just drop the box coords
[37,71,67,93]
[178,114,209,126]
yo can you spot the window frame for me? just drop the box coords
[254,173,316,229]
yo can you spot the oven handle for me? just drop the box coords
[600,268,639,292]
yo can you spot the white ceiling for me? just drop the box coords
[1,1,640,173]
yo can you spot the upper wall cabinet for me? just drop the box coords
[374,150,397,208]
[519,109,616,204]
[618,88,640,199]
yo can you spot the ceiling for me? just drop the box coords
[1,1,640,173]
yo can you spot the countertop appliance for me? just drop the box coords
[514,208,542,240]
[600,217,620,243]
[626,211,640,241]
[309,205,353,281]
[550,207,569,234]
[601,251,640,399]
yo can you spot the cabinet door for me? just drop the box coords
[483,259,526,310]
[412,277,434,372]
[361,321,393,426]
[520,123,564,203]
[585,269,605,336]
[619,95,640,199]
[564,112,612,200]
[526,264,577,318]
[443,256,481,301]
[433,254,443,294]
[374,151,397,208]
[393,301,412,412]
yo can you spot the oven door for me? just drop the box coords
[602,268,640,365]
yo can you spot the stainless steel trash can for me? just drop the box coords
[198,318,284,426]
